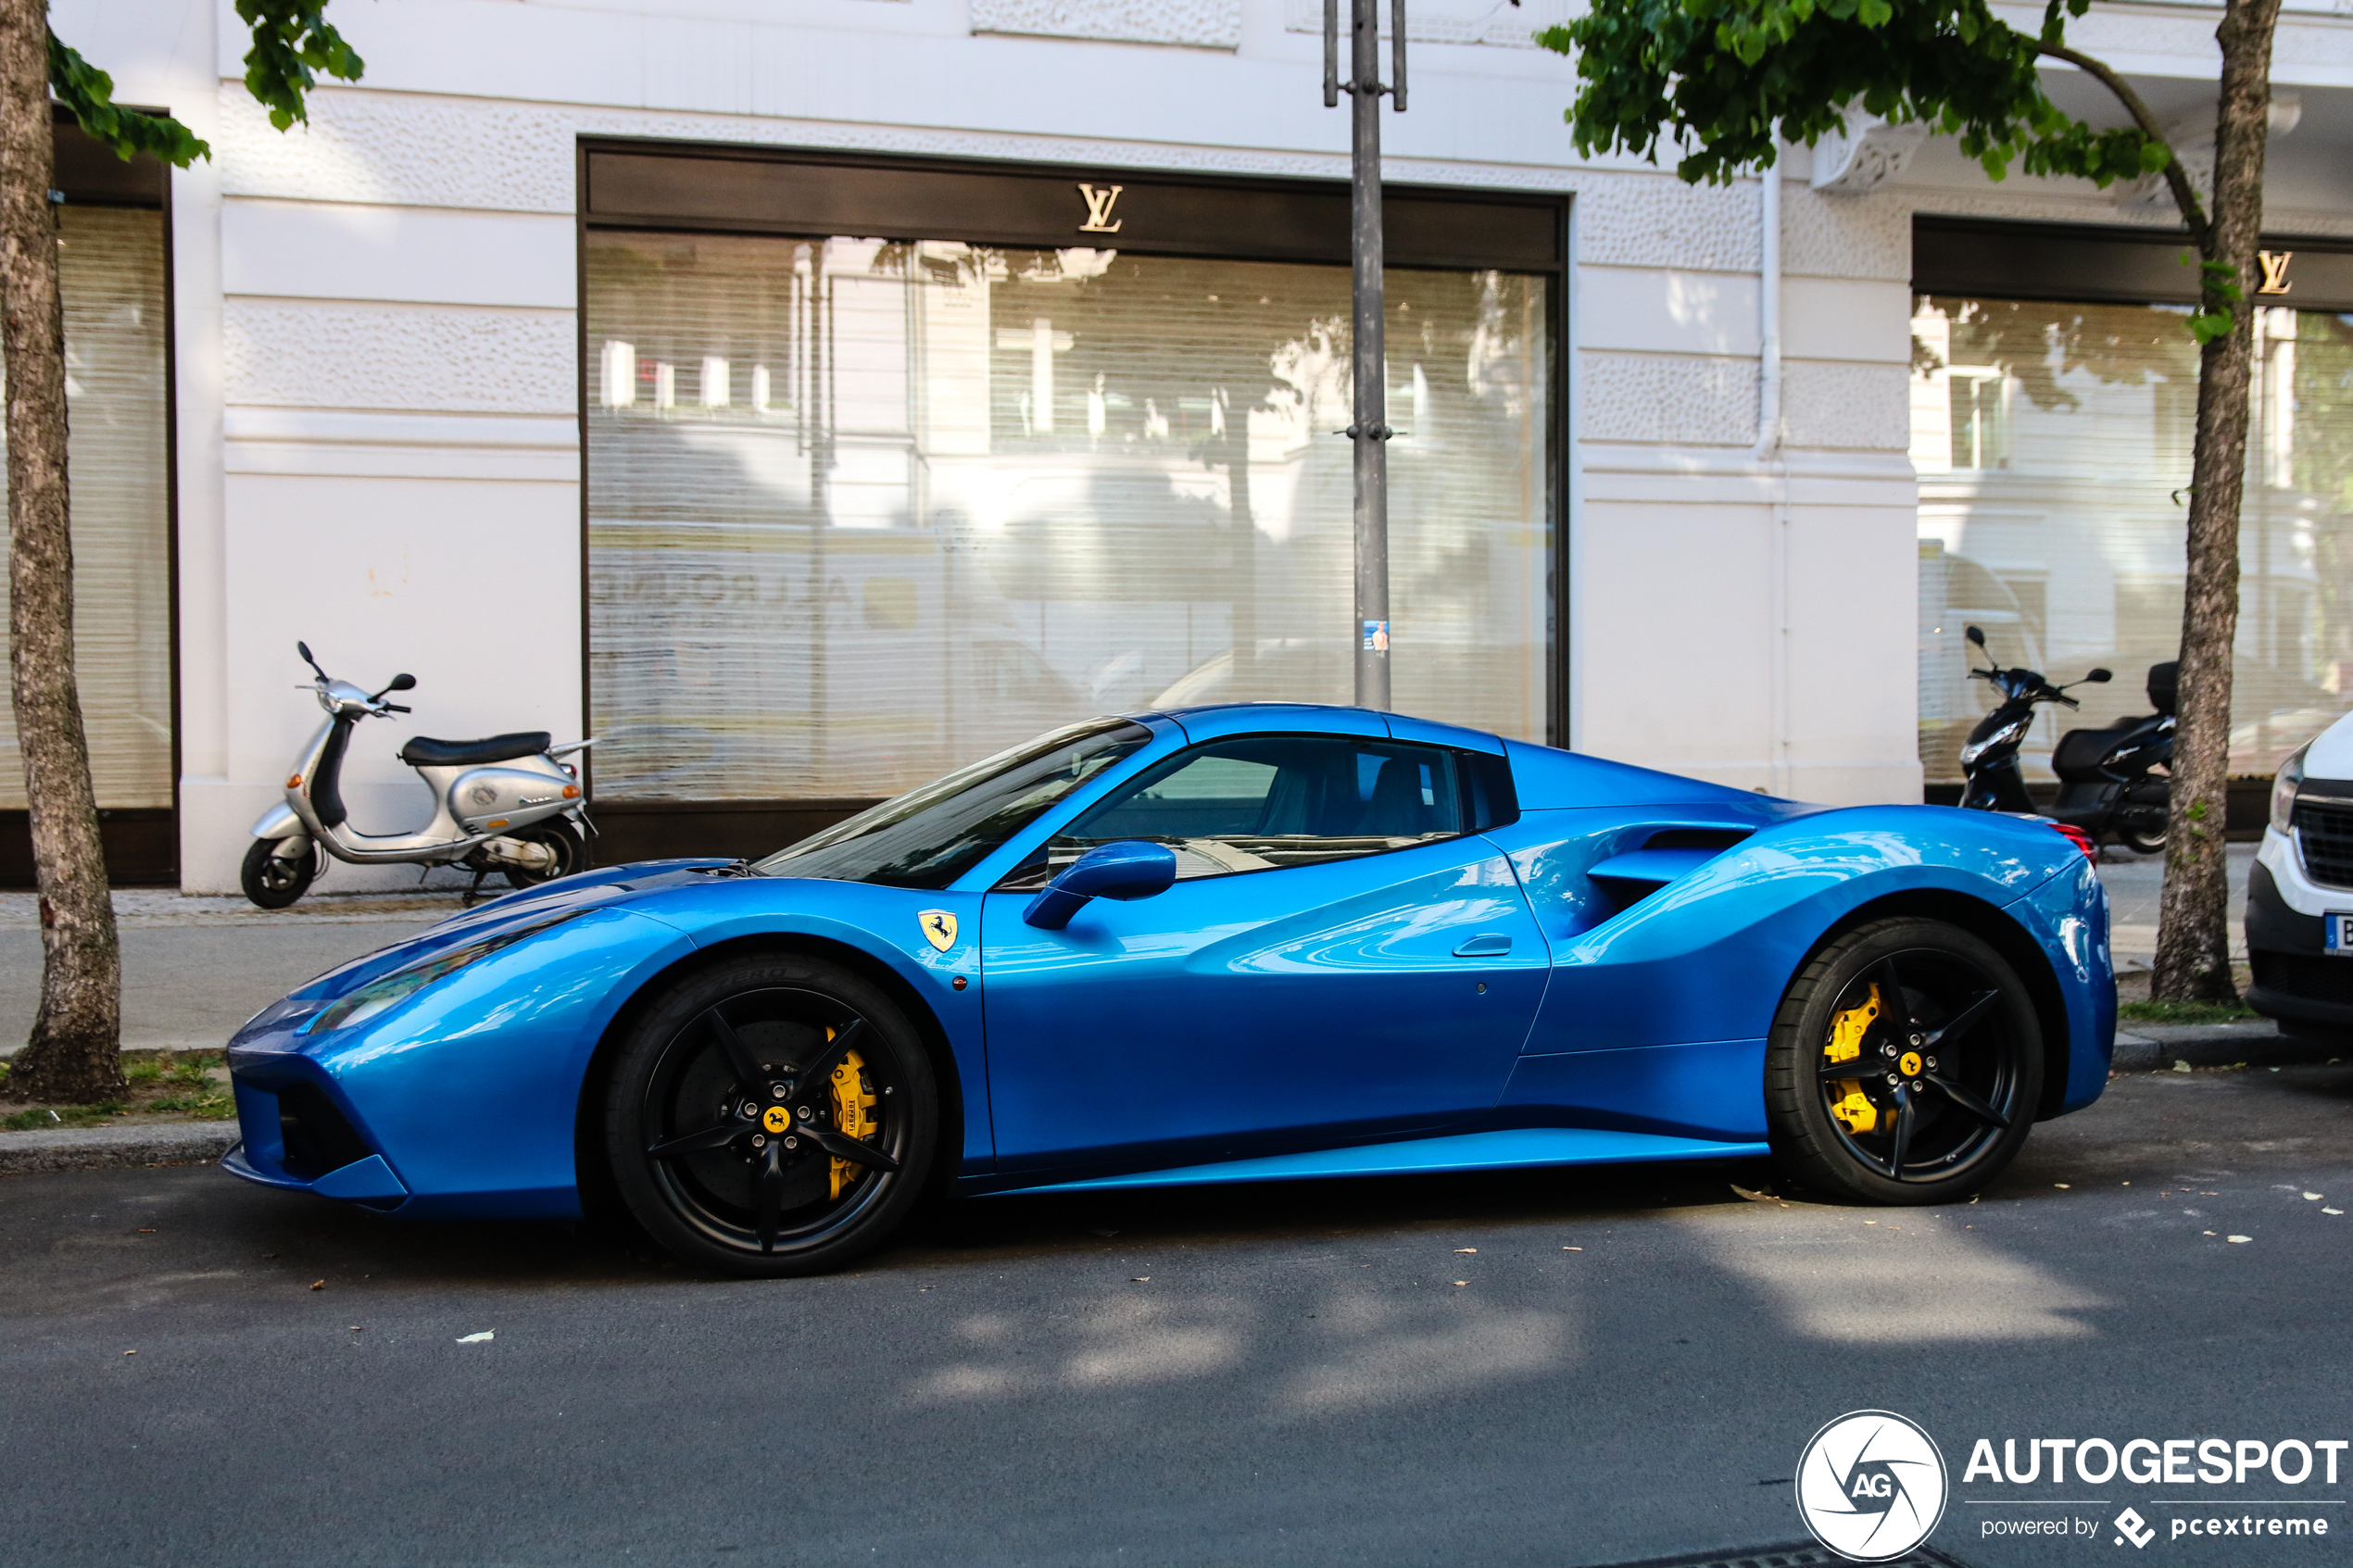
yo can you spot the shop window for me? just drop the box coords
[584,232,1552,805]
[0,204,172,812]
[1914,294,2353,784]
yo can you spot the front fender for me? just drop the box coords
[249,801,304,840]
[591,875,992,1172]
[230,905,701,1219]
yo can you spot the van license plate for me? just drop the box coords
[2329,914,2353,954]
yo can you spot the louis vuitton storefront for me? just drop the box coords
[578,146,1567,860]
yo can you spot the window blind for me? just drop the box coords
[585,231,1551,803]
[1914,295,2347,783]
[0,205,172,810]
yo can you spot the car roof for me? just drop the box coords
[1136,702,1504,753]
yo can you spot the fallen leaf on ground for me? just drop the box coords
[2305,1192,2324,1200]
[2054,1184,2070,1189]
[136,1228,156,1234]
[1130,1276,1150,1283]
[1453,1281,1468,1286]
[2228,1235,2252,1243]
[456,1331,494,1343]
[1454,1248,1477,1254]
[121,1349,135,1356]
[2325,1209,2344,1216]
[308,1280,324,1291]
[1563,1247,1581,1251]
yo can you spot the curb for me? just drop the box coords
[2111,1022,2345,1073]
[0,1122,237,1175]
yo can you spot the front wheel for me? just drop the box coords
[241,838,319,909]
[603,954,938,1277]
[1764,918,2043,1205]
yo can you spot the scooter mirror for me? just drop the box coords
[385,673,417,692]
[1965,625,1986,648]
[2086,668,2112,683]
[296,641,314,663]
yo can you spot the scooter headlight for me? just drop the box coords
[2271,743,2309,836]
[304,909,585,1035]
[1958,717,2030,766]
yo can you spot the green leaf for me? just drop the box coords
[47,34,208,166]
[233,0,366,131]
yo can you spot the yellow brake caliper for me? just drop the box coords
[828,1043,877,1201]
[1824,984,1881,1135]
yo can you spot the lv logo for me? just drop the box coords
[2258,249,2295,295]
[1076,182,1125,234]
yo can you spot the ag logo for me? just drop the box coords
[917,909,958,953]
[1794,1410,1948,1562]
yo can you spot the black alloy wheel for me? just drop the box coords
[502,817,587,888]
[604,954,937,1277]
[1764,917,2043,1205]
[240,838,321,909]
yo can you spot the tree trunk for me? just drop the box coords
[0,0,121,1102]
[2150,0,2284,1003]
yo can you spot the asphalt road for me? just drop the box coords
[3,1064,2349,1567]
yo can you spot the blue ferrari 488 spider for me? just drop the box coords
[223,704,2114,1275]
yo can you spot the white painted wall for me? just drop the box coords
[45,0,2353,887]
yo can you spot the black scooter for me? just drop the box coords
[1957,624,2175,854]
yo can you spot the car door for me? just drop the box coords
[978,733,1548,1173]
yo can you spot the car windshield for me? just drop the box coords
[752,718,1155,889]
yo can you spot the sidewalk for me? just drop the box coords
[0,889,459,1059]
[2095,840,2255,972]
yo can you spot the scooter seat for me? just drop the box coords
[398,732,551,768]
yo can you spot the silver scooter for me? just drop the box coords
[243,642,597,909]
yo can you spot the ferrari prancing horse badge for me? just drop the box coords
[918,909,958,952]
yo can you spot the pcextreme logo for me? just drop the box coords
[1795,1410,1951,1562]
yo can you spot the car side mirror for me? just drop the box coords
[386,673,417,692]
[2086,668,2112,684]
[1023,840,1177,931]
[1966,625,1986,648]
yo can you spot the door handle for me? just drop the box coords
[1453,934,1512,958]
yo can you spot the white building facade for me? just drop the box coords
[30,0,2353,890]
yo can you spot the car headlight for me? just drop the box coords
[1958,718,2030,766]
[304,910,585,1035]
[2272,743,2309,836]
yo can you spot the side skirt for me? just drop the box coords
[981,1127,1771,1197]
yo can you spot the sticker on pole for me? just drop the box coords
[1793,1409,1948,1561]
[1362,620,1390,653]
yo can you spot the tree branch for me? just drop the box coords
[2033,38,2212,251]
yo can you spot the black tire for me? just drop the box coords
[240,838,319,909]
[1765,917,2044,1205]
[603,953,938,1277]
[502,816,588,888]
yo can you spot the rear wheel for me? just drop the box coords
[603,954,937,1277]
[501,817,587,887]
[1764,918,2043,1205]
[2114,778,2169,855]
[240,838,319,909]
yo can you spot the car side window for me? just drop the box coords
[998,735,1466,888]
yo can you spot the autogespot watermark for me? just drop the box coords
[1796,1414,2347,1560]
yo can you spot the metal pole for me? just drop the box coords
[1346,0,1393,709]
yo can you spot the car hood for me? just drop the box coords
[287,859,733,1003]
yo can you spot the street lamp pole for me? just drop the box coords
[1327,0,1404,710]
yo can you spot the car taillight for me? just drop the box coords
[2049,822,2097,861]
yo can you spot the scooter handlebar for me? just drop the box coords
[383,703,411,714]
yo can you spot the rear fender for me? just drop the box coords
[1493,804,2088,1052]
